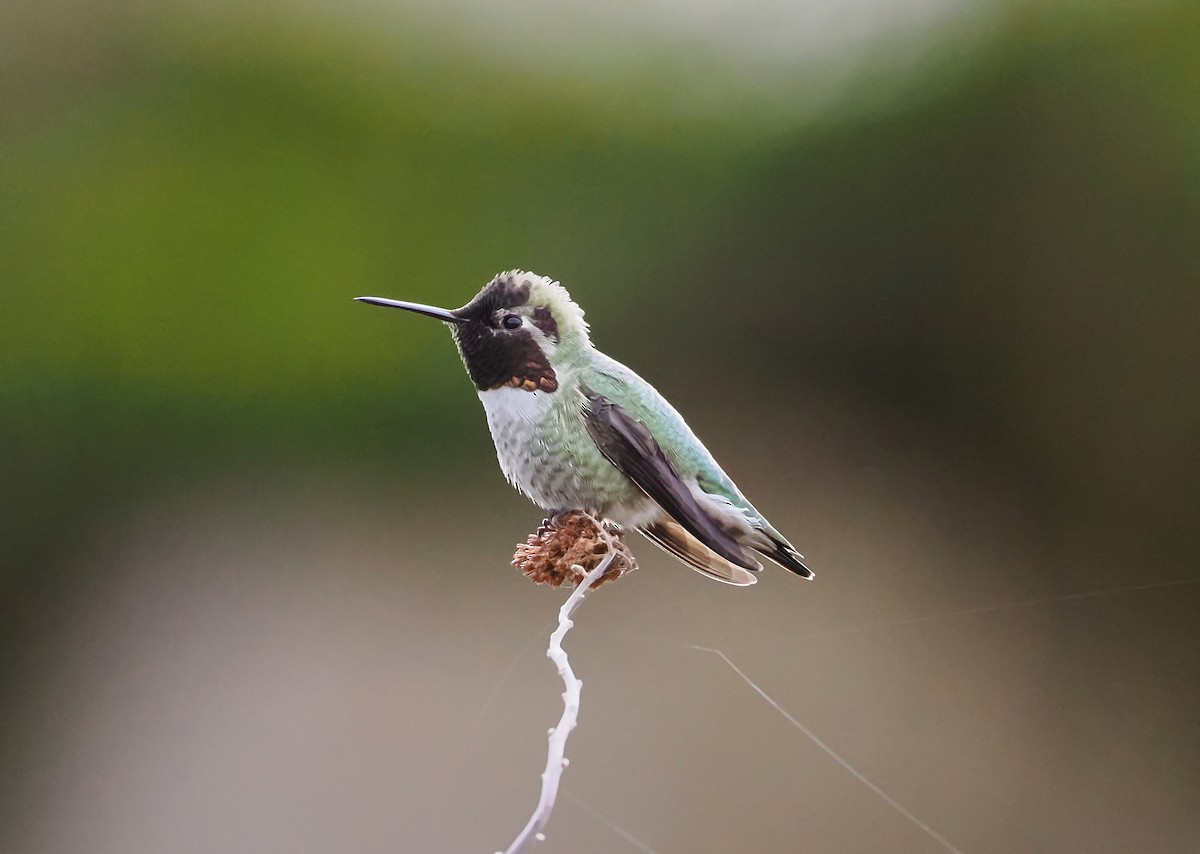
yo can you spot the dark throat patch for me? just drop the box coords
[451,276,558,393]
[451,325,558,392]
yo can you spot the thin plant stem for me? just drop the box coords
[500,531,618,854]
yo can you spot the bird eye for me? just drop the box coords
[501,314,523,330]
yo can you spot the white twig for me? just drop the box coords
[500,538,618,854]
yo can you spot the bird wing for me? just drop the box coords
[581,355,813,580]
[580,388,762,575]
[695,469,813,578]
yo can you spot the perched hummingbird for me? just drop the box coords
[357,271,812,586]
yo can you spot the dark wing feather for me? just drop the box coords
[760,537,813,578]
[581,390,759,572]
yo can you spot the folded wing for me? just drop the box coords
[581,389,764,585]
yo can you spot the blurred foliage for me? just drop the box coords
[670,4,1200,559]
[1,0,1198,585]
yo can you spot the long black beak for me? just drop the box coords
[354,296,464,324]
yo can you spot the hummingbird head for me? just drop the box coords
[357,270,590,394]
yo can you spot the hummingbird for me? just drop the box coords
[357,270,812,586]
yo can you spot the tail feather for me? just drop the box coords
[639,520,760,586]
[755,536,814,579]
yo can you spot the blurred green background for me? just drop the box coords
[3,1,1198,852]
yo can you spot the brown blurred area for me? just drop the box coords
[2,2,1198,852]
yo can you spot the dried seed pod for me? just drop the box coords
[512,510,637,588]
